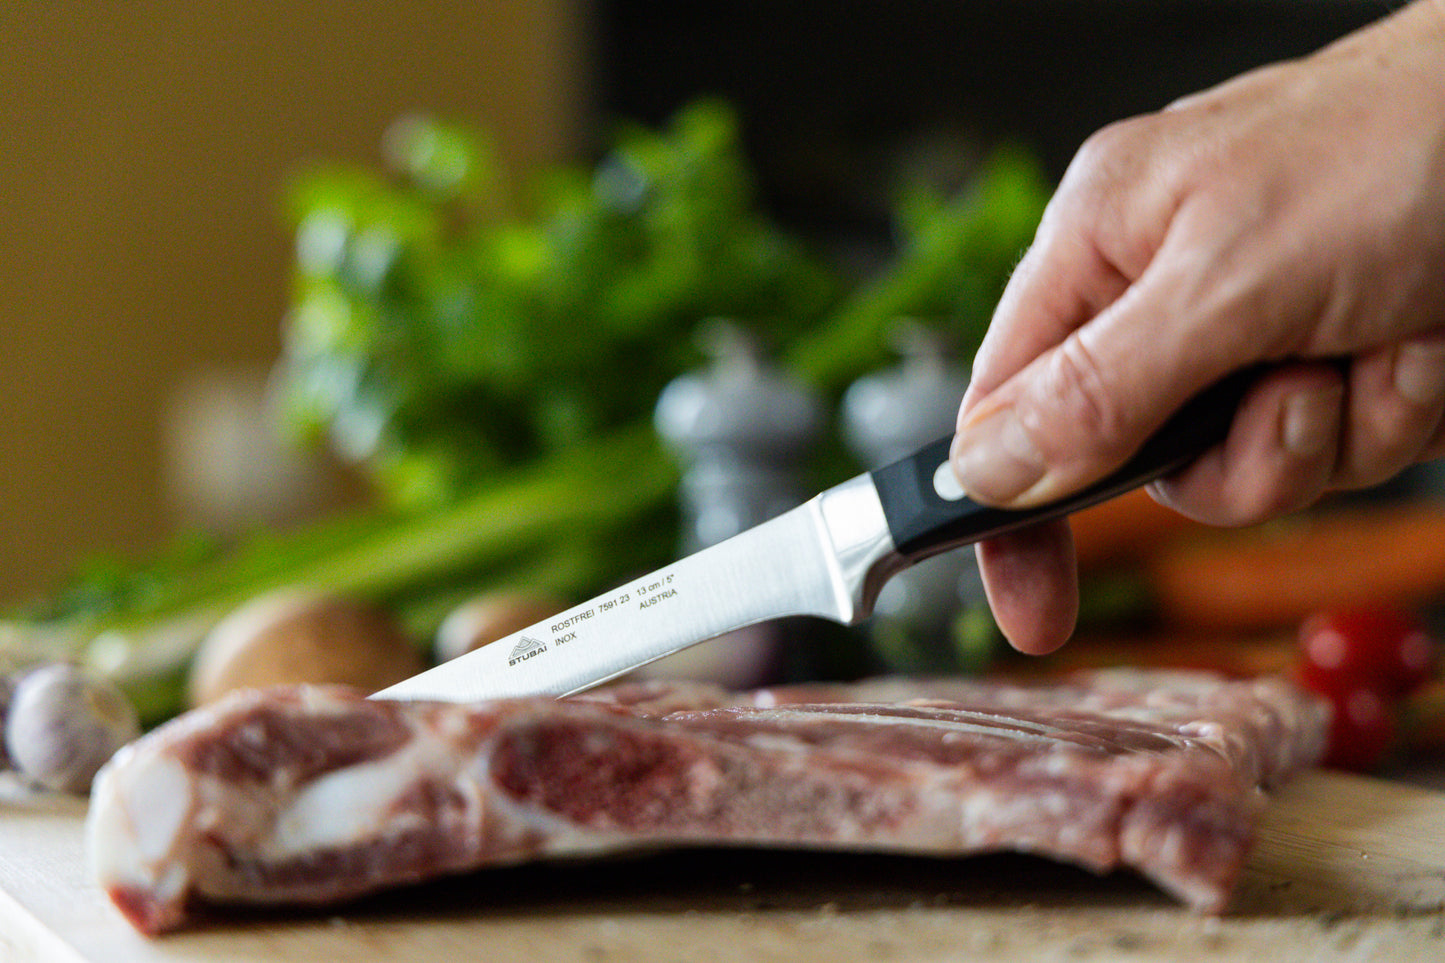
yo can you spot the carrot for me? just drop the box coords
[1146,502,1445,631]
[1069,487,1207,572]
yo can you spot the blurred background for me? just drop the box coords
[1,2,586,603]
[14,1,1445,777]
[0,0,1389,605]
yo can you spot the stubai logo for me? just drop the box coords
[508,635,548,666]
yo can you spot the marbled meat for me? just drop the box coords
[86,669,1328,934]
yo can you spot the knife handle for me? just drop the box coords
[870,368,1258,563]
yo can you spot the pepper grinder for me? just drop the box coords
[841,323,986,667]
[648,320,824,685]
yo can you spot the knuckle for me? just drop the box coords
[1057,120,1155,216]
[1071,119,1139,182]
[1152,463,1297,530]
[1340,410,1436,490]
[1069,114,1178,190]
[1210,453,1330,528]
[1059,115,1186,275]
[1061,125,1135,213]
[1038,336,1135,463]
[1331,344,1445,490]
[1231,473,1324,526]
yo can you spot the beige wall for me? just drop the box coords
[0,2,587,603]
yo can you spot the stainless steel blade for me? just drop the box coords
[373,472,899,702]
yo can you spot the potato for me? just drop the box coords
[188,588,423,706]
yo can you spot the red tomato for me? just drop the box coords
[1318,686,1398,772]
[1297,605,1436,698]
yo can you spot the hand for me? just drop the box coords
[950,0,1445,654]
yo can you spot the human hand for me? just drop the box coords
[950,0,1445,654]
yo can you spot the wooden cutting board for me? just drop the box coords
[2,770,1444,962]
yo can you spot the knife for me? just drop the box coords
[375,370,1254,703]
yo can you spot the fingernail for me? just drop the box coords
[1281,384,1343,456]
[1393,337,1445,405]
[950,406,1046,504]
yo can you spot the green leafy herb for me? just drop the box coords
[3,102,1051,723]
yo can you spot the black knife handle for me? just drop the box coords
[870,368,1257,563]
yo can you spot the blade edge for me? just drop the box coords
[373,496,860,702]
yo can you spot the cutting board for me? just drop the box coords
[3,770,1444,962]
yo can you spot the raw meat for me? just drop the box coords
[86,669,1327,934]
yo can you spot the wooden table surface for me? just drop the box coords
[3,769,1444,962]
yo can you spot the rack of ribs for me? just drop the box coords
[86,669,1328,934]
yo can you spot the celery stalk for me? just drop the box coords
[56,427,673,720]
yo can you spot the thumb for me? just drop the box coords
[951,263,1246,508]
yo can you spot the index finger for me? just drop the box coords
[965,115,1193,413]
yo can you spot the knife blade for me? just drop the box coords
[374,370,1254,703]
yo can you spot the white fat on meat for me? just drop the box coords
[86,749,195,914]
